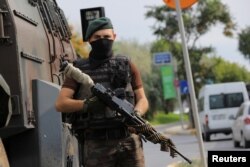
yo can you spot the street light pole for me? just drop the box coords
[174,0,207,166]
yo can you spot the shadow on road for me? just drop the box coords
[208,137,232,142]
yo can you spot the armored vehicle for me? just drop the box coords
[0,0,80,166]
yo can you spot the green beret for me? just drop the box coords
[85,17,113,40]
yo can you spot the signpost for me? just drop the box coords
[160,66,176,99]
[153,52,175,99]
[153,52,172,65]
[153,52,176,100]
[163,0,207,167]
[180,80,188,95]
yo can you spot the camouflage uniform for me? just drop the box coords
[84,134,145,167]
[62,56,146,167]
[62,17,147,167]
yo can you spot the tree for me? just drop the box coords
[150,39,180,113]
[113,40,158,118]
[70,27,89,58]
[145,0,236,127]
[238,26,250,61]
[199,55,250,83]
[114,40,182,118]
[212,57,250,83]
[113,39,152,75]
[145,0,235,85]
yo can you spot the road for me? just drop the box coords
[143,124,250,167]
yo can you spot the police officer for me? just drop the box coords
[55,17,149,167]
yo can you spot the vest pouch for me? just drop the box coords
[71,112,90,130]
[88,99,106,119]
[91,107,117,119]
[109,56,131,89]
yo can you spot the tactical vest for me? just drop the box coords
[71,55,135,130]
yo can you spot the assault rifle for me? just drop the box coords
[91,83,192,164]
[61,61,192,164]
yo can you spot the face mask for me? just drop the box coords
[90,39,114,60]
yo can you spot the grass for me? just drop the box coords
[148,112,200,167]
[149,112,188,125]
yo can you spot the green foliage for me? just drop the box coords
[112,39,250,122]
[198,56,250,88]
[113,39,152,75]
[150,39,172,53]
[149,112,188,125]
[144,0,250,126]
[145,0,236,93]
[142,73,164,119]
[149,40,181,113]
[211,57,250,83]
[238,26,250,59]
[145,0,235,42]
[70,26,89,58]
[113,40,163,117]
[196,0,235,36]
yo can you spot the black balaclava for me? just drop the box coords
[89,38,114,60]
[89,38,114,68]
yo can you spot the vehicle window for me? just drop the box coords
[209,93,244,109]
[226,93,244,107]
[209,94,224,109]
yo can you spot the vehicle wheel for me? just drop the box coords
[232,133,240,147]
[241,136,250,148]
[233,140,240,148]
[245,139,250,148]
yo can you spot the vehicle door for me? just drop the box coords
[233,105,244,141]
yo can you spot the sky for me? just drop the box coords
[57,0,250,70]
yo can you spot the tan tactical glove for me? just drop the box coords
[63,63,94,88]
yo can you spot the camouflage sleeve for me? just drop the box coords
[129,61,143,90]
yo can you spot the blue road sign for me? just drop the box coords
[180,80,189,94]
[153,52,172,65]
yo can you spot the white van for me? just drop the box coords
[198,82,249,141]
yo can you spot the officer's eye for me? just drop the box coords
[103,35,111,39]
[92,35,101,40]
[92,35,112,40]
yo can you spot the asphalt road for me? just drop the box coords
[144,123,193,167]
[144,124,250,167]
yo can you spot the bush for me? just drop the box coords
[149,112,188,125]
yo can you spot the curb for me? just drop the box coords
[163,124,198,167]
[163,124,196,136]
